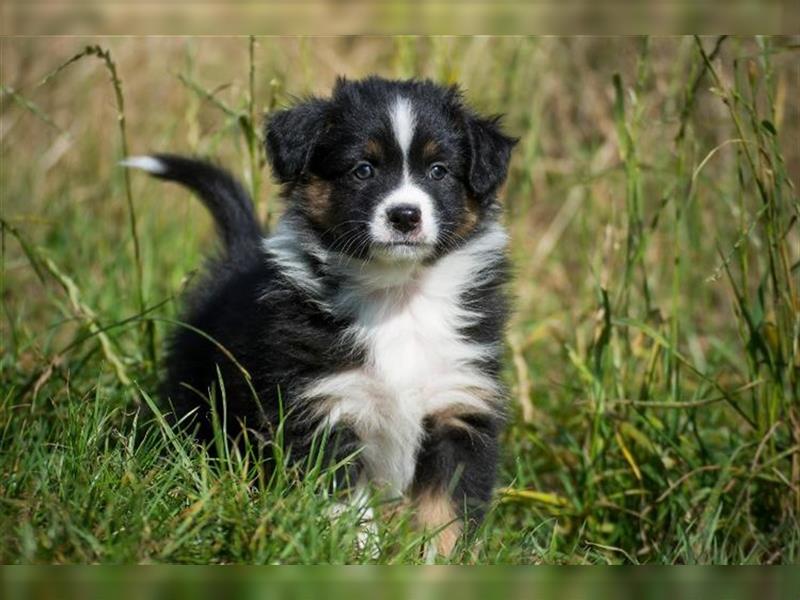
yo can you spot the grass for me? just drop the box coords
[1,36,798,564]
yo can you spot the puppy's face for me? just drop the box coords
[266,78,516,263]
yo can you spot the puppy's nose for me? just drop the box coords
[387,204,421,234]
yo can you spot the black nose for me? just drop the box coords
[386,204,421,234]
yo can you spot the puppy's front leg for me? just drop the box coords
[410,411,500,560]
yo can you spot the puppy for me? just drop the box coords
[124,76,516,557]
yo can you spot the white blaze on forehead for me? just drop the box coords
[390,97,416,161]
[370,96,436,257]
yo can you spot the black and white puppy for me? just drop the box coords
[124,76,516,556]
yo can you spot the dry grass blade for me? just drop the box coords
[35,44,155,368]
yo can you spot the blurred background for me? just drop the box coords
[1,37,798,564]
[4,1,797,35]
[2,566,799,599]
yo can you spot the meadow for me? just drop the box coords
[1,36,798,564]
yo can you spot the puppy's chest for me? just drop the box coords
[305,282,497,494]
[357,291,479,401]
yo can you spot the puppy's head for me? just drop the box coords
[265,77,516,263]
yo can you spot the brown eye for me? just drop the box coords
[352,162,375,180]
[428,163,448,180]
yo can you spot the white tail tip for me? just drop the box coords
[119,155,166,175]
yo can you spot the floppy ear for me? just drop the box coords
[265,99,329,183]
[464,113,517,202]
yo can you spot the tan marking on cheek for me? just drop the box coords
[365,139,384,161]
[454,194,481,238]
[422,140,441,161]
[303,178,334,227]
[414,489,462,557]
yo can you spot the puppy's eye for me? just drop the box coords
[352,162,375,180]
[428,163,448,180]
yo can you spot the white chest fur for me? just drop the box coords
[298,225,508,496]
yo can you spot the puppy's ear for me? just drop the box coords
[265,99,329,183]
[464,113,517,202]
[332,75,348,95]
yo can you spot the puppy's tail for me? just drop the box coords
[121,154,263,258]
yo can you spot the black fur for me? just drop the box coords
[266,99,330,184]
[146,154,263,261]
[464,114,518,201]
[413,411,500,525]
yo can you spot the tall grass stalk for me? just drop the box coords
[37,45,156,368]
[177,38,267,228]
